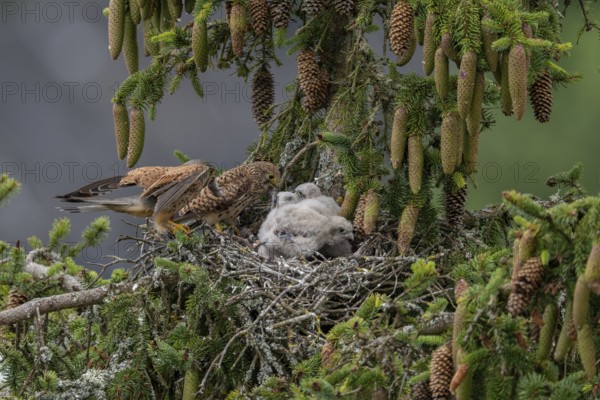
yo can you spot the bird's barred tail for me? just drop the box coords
[55,176,124,201]
[57,204,110,213]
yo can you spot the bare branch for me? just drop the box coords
[0,273,177,326]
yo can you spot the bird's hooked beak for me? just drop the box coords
[268,173,279,187]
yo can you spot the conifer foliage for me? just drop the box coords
[0,0,597,398]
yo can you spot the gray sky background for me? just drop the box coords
[0,1,598,271]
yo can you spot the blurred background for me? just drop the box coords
[0,2,598,269]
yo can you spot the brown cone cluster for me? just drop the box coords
[444,181,467,231]
[332,0,355,16]
[252,67,274,125]
[508,257,545,316]
[250,0,270,36]
[6,289,28,310]
[302,0,325,17]
[529,71,553,123]
[297,50,328,112]
[389,1,415,65]
[412,380,433,400]
[271,0,291,29]
[430,343,453,400]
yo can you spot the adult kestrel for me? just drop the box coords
[177,161,280,227]
[57,160,213,233]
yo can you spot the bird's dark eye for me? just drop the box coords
[337,227,345,233]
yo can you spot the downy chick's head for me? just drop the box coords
[295,182,322,199]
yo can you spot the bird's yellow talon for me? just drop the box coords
[168,221,191,235]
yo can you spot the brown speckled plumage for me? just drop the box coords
[179,161,280,226]
[57,160,213,232]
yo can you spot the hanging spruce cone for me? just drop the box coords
[500,53,513,116]
[508,44,527,120]
[160,0,175,31]
[508,257,545,316]
[390,106,408,169]
[353,193,368,237]
[129,0,141,24]
[463,131,479,174]
[332,0,354,17]
[168,0,183,20]
[584,243,600,294]
[514,227,536,282]
[482,16,498,73]
[412,380,433,400]
[362,189,380,235]
[192,20,209,72]
[339,185,359,219]
[297,50,328,112]
[123,12,139,74]
[302,0,325,17]
[127,107,145,168]
[578,323,597,379]
[408,135,423,194]
[430,343,453,400]
[138,0,152,20]
[250,0,270,36]
[389,1,415,65]
[434,47,449,100]
[457,50,477,119]
[397,204,419,255]
[466,71,484,136]
[113,103,129,160]
[230,2,247,57]
[529,71,553,123]
[422,13,436,76]
[252,66,274,126]
[443,180,467,231]
[108,0,126,59]
[6,289,28,310]
[440,32,458,63]
[441,111,462,176]
[271,0,291,29]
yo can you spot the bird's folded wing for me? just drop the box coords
[146,166,213,215]
[55,175,124,201]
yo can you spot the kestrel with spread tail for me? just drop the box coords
[177,161,280,227]
[57,160,213,233]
